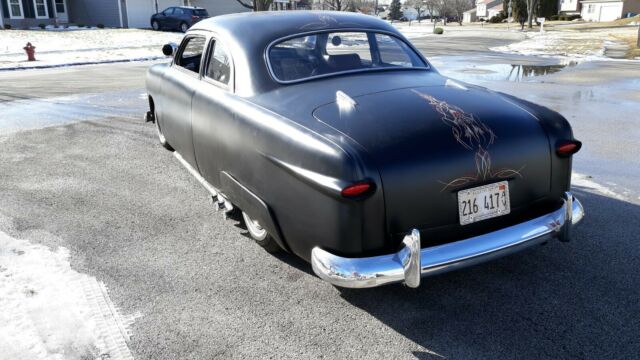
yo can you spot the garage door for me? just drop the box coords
[598,3,622,21]
[126,0,181,28]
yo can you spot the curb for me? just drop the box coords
[0,56,167,72]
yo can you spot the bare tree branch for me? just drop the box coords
[234,0,254,9]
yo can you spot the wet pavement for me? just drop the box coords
[430,54,640,199]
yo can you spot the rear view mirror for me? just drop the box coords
[162,43,178,57]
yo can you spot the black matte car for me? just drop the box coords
[145,12,584,289]
[150,6,209,33]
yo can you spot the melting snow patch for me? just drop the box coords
[0,230,140,360]
[572,173,624,200]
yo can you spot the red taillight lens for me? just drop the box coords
[341,182,373,197]
[556,140,582,157]
[192,16,199,20]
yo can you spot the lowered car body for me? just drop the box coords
[145,11,584,288]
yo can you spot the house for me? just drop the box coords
[463,8,477,22]
[579,0,640,21]
[558,0,582,15]
[1,0,71,28]
[0,0,249,29]
[476,0,503,20]
[402,6,418,20]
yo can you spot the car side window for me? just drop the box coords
[174,8,184,15]
[175,36,206,74]
[163,7,173,15]
[205,40,231,86]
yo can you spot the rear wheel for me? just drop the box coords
[180,22,189,33]
[151,20,160,31]
[242,212,280,253]
[155,113,174,151]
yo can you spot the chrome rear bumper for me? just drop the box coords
[311,192,584,289]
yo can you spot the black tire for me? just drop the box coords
[155,113,174,151]
[151,20,160,31]
[180,22,189,33]
[242,212,281,253]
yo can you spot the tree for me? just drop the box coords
[451,0,473,25]
[322,0,345,10]
[504,0,529,25]
[405,0,424,22]
[234,0,273,11]
[524,0,539,28]
[538,0,558,19]
[425,0,446,30]
[388,0,403,21]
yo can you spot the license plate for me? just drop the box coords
[458,181,510,226]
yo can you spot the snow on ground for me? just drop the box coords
[572,172,625,200]
[0,229,140,359]
[0,29,182,70]
[490,27,638,60]
[392,21,527,40]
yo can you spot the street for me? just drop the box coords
[1,30,639,359]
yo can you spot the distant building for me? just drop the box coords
[475,0,503,20]
[579,0,640,21]
[463,8,477,22]
[0,0,249,29]
[558,0,582,15]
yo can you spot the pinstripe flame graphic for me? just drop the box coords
[412,90,524,191]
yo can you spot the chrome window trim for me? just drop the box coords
[172,33,207,79]
[264,28,432,85]
[202,36,235,92]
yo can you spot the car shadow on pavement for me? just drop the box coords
[334,189,640,359]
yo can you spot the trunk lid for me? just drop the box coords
[313,85,552,244]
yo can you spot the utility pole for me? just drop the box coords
[637,22,639,47]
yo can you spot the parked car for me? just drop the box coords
[150,6,209,33]
[145,12,584,289]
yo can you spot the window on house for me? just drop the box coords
[587,4,595,13]
[55,0,65,13]
[34,0,49,18]
[176,36,206,74]
[9,0,24,18]
[205,40,232,86]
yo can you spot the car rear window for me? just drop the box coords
[192,9,208,16]
[268,31,427,83]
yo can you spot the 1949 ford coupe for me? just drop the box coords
[145,11,584,288]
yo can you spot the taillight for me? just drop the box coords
[191,16,199,20]
[341,181,374,198]
[556,140,582,157]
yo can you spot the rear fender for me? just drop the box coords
[220,171,290,252]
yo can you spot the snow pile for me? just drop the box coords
[572,173,625,200]
[0,29,182,70]
[0,230,140,359]
[393,22,439,39]
[490,28,638,60]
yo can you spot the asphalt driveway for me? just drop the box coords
[1,32,639,359]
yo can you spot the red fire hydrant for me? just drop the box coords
[24,42,36,61]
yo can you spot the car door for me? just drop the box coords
[157,7,173,28]
[171,7,185,29]
[159,34,206,168]
[191,37,236,189]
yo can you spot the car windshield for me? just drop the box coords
[192,9,208,16]
[268,31,427,83]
